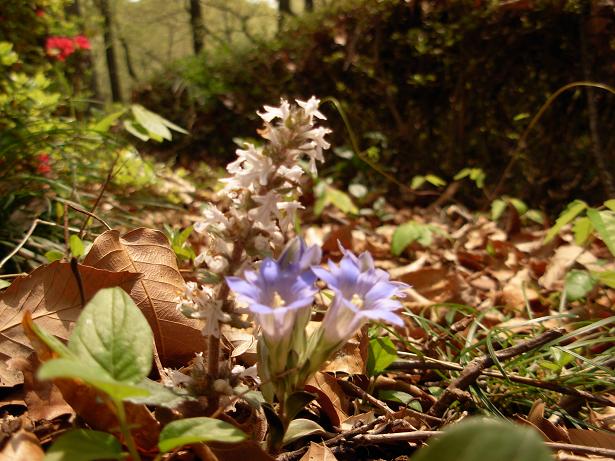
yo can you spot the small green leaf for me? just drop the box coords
[282,419,326,446]
[44,429,123,461]
[509,198,527,215]
[378,390,419,409]
[573,217,593,245]
[284,391,317,422]
[594,270,615,289]
[491,199,507,221]
[412,418,552,461]
[587,209,615,257]
[544,200,587,243]
[564,270,596,301]
[69,235,84,258]
[327,187,358,215]
[92,109,127,133]
[126,378,192,408]
[391,221,434,256]
[45,250,64,262]
[158,417,246,453]
[367,337,398,376]
[425,174,446,187]
[0,280,10,289]
[69,287,153,383]
[123,120,151,141]
[411,175,426,190]
[604,199,615,212]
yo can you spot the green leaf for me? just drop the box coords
[604,199,615,212]
[544,200,587,243]
[490,199,507,221]
[367,337,398,377]
[425,174,446,187]
[44,429,123,461]
[92,109,127,133]
[564,270,596,301]
[284,391,318,422]
[38,358,150,400]
[573,217,593,245]
[132,105,172,141]
[282,419,326,446]
[378,389,419,409]
[412,418,552,461]
[0,280,10,289]
[69,235,84,258]
[314,185,358,216]
[126,378,192,408]
[158,417,246,453]
[587,209,615,257]
[45,250,64,262]
[391,221,434,256]
[411,175,426,190]
[594,270,615,289]
[509,198,527,215]
[123,120,151,141]
[69,287,153,383]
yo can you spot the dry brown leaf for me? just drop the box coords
[340,411,375,431]
[83,228,203,366]
[399,267,460,303]
[500,269,539,313]
[322,330,367,375]
[568,428,615,450]
[207,440,275,461]
[539,245,595,290]
[7,355,73,421]
[0,429,44,461]
[299,442,339,461]
[305,372,349,426]
[0,261,141,386]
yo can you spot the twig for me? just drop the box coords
[428,329,565,417]
[353,430,440,444]
[79,154,118,238]
[545,442,615,458]
[0,219,41,270]
[339,380,394,415]
[70,257,86,308]
[390,358,614,408]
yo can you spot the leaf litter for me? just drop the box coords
[0,192,613,460]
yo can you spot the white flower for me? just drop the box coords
[277,200,304,231]
[257,99,290,123]
[296,96,326,121]
[249,190,281,225]
[223,144,274,191]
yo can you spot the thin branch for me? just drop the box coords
[0,219,41,270]
[428,329,565,417]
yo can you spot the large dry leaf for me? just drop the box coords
[305,372,349,426]
[0,261,140,386]
[0,429,44,461]
[83,228,203,366]
[299,442,339,461]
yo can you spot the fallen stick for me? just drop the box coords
[428,328,565,417]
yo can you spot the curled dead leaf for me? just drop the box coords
[0,429,44,461]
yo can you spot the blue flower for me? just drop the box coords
[312,248,408,350]
[226,238,321,341]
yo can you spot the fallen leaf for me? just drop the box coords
[500,269,539,313]
[399,267,460,303]
[539,245,595,290]
[340,411,375,431]
[207,440,275,461]
[568,428,615,450]
[299,442,339,461]
[0,261,140,386]
[83,228,203,366]
[0,429,44,461]
[322,331,367,375]
[7,355,73,421]
[305,372,349,426]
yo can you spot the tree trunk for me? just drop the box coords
[97,0,122,102]
[278,0,292,30]
[305,0,314,12]
[189,0,205,54]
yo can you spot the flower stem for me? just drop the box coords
[114,399,141,461]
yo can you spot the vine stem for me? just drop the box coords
[113,399,141,461]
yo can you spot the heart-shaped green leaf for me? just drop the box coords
[68,287,153,383]
[44,429,123,461]
[158,417,246,453]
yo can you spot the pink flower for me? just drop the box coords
[36,153,52,176]
[73,35,91,50]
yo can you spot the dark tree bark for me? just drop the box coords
[97,0,122,102]
[305,0,314,12]
[189,0,205,54]
[278,0,293,30]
